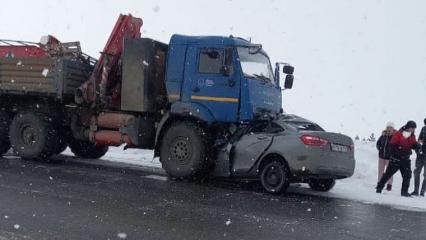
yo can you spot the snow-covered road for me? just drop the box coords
[64,141,426,211]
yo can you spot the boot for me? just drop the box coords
[376,182,384,194]
[386,184,392,191]
[401,192,412,197]
[411,191,419,196]
[421,180,426,197]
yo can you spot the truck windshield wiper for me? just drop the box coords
[243,73,257,79]
[253,74,271,82]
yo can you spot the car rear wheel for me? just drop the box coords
[308,179,336,192]
[260,160,290,194]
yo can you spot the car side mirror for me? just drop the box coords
[283,65,294,75]
[284,74,294,89]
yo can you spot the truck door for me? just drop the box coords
[188,46,240,122]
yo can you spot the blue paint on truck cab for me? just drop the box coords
[165,34,282,124]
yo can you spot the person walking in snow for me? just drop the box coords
[376,121,419,197]
[376,122,396,191]
[412,118,426,196]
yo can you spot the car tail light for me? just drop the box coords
[300,135,329,146]
[350,144,355,152]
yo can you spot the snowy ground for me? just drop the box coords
[293,141,426,212]
[63,141,425,211]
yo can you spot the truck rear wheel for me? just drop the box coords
[0,111,11,156]
[9,112,59,159]
[160,121,210,179]
[55,138,68,154]
[69,139,108,159]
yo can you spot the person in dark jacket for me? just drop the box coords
[376,121,419,197]
[411,118,426,196]
[376,122,396,191]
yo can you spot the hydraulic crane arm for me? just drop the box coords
[76,14,143,107]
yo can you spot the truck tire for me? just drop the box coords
[55,138,68,154]
[69,140,108,159]
[160,121,210,178]
[53,128,69,154]
[308,179,336,192]
[9,112,59,159]
[0,111,11,156]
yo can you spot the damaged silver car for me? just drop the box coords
[214,114,356,194]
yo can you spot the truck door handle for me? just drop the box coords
[228,79,236,87]
[257,136,268,140]
[192,87,200,92]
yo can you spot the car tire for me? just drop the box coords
[160,121,210,179]
[308,179,336,192]
[69,139,108,159]
[0,111,11,156]
[9,112,59,159]
[260,160,290,194]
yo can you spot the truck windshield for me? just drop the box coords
[237,47,275,82]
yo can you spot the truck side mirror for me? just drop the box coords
[284,74,294,89]
[283,65,294,75]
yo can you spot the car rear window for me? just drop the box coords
[286,122,324,131]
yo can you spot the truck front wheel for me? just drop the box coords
[0,111,11,156]
[69,139,108,159]
[160,121,210,179]
[9,112,59,159]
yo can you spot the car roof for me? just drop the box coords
[277,114,312,123]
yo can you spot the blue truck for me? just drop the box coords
[0,15,301,193]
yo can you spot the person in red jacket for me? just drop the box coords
[376,121,419,197]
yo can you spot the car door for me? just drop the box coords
[231,122,283,174]
[189,47,240,122]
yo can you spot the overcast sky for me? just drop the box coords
[1,0,425,138]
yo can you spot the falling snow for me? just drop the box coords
[117,232,127,239]
[41,68,49,77]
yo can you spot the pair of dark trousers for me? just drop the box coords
[413,154,426,194]
[377,159,411,195]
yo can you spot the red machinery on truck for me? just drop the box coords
[0,15,149,159]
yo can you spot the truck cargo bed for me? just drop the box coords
[0,57,92,99]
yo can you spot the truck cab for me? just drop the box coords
[165,35,286,124]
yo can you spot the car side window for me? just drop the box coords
[198,48,224,74]
[249,122,284,134]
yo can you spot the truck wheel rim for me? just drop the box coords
[170,137,192,165]
[20,124,38,146]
